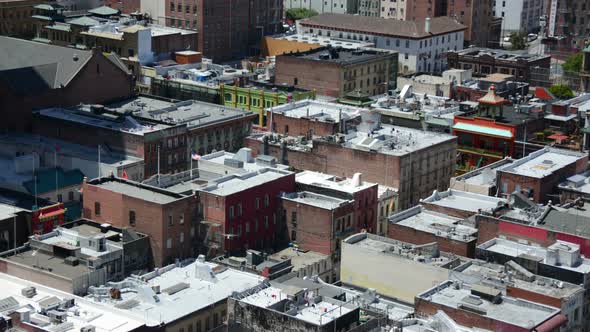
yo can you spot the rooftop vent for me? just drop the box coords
[64,256,80,266]
[21,286,36,298]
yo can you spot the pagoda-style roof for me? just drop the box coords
[478,85,509,105]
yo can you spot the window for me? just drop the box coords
[255,197,260,209]
[179,213,184,224]
[68,191,74,201]
[264,216,269,229]
[264,194,269,207]
[291,230,297,241]
[245,222,250,233]
[180,232,184,243]
[129,210,136,226]
[229,206,235,218]
[94,202,101,216]
[237,203,242,216]
[168,215,173,226]
[57,194,62,203]
[166,238,172,249]
[196,321,201,332]
[291,211,297,223]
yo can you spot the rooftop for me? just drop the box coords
[478,238,590,274]
[343,233,460,267]
[89,177,187,204]
[452,157,514,187]
[296,171,376,194]
[237,283,355,326]
[452,47,551,63]
[499,147,586,179]
[0,273,145,332]
[86,256,265,326]
[268,249,329,273]
[558,170,590,194]
[268,99,361,123]
[417,280,562,329]
[282,191,352,210]
[35,97,255,136]
[201,168,292,196]
[539,204,590,239]
[3,250,97,279]
[421,189,506,214]
[199,148,289,174]
[282,47,396,66]
[300,14,466,39]
[271,33,374,49]
[389,205,478,243]
[456,260,583,299]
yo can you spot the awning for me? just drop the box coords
[533,314,568,332]
[39,209,65,220]
[453,122,513,138]
[547,134,568,141]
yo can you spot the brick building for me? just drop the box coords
[0,0,43,38]
[281,171,378,259]
[275,47,398,98]
[267,99,362,136]
[446,48,551,87]
[164,0,282,61]
[496,147,588,203]
[387,205,478,257]
[198,167,295,257]
[0,36,134,132]
[415,280,567,331]
[246,107,457,210]
[32,96,256,179]
[447,0,501,48]
[82,176,198,267]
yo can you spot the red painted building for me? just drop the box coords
[453,86,515,172]
[199,168,296,257]
[31,203,66,235]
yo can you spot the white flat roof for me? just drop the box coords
[389,205,477,242]
[240,286,353,325]
[282,191,352,210]
[421,189,506,213]
[200,150,289,173]
[268,100,361,122]
[296,171,375,194]
[87,260,265,326]
[202,169,291,196]
[0,273,145,332]
[480,238,590,274]
[0,203,25,220]
[422,282,561,329]
[500,147,585,179]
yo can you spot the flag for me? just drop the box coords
[191,151,201,161]
[121,170,129,179]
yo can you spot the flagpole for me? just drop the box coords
[190,157,193,179]
[157,145,160,185]
[54,149,58,202]
[33,152,37,208]
[98,145,101,178]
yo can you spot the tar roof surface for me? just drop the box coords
[95,180,183,204]
[300,14,466,38]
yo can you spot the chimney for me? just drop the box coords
[425,17,431,34]
[351,173,362,187]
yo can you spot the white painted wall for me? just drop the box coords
[297,22,464,73]
[494,0,544,33]
[141,0,166,25]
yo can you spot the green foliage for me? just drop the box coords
[549,84,575,99]
[286,8,318,21]
[562,53,583,73]
[509,32,527,50]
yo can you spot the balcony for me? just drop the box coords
[458,145,505,158]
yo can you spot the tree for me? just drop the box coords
[285,8,318,21]
[549,84,575,99]
[509,32,528,50]
[562,53,583,73]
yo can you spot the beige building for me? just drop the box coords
[341,232,464,304]
[377,185,397,236]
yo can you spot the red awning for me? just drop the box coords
[534,87,556,100]
[39,209,65,220]
[533,314,568,332]
[547,134,568,141]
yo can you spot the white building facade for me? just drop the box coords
[493,0,544,34]
[296,14,465,73]
[284,0,359,14]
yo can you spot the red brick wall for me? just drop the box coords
[271,112,340,137]
[3,50,133,132]
[388,223,476,257]
[82,180,196,267]
[421,202,478,219]
[201,173,296,254]
[282,200,338,255]
[275,56,342,97]
[506,286,562,308]
[415,297,528,331]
